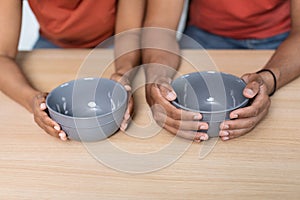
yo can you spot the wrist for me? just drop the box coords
[256,68,277,96]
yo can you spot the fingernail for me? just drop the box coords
[200,136,208,141]
[61,136,67,141]
[220,131,229,136]
[124,85,131,91]
[59,132,65,137]
[121,123,128,131]
[245,88,254,96]
[221,124,229,129]
[193,114,202,120]
[59,132,67,141]
[166,91,176,100]
[54,125,60,131]
[222,136,230,141]
[200,125,208,130]
[124,113,130,121]
[40,103,46,110]
[231,114,238,119]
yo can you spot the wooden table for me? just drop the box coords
[0,50,299,199]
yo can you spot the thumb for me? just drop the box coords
[155,77,177,101]
[241,73,262,98]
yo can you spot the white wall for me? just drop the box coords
[18,1,39,51]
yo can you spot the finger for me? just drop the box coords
[120,108,131,131]
[127,95,134,116]
[229,93,270,119]
[37,117,67,141]
[40,102,47,110]
[35,116,60,138]
[219,117,257,132]
[243,81,260,98]
[150,86,202,120]
[120,121,128,132]
[220,128,252,141]
[163,124,209,141]
[156,80,177,101]
[40,111,61,131]
[219,108,268,140]
[32,92,66,140]
[164,104,203,121]
[124,84,133,116]
[34,108,62,134]
[33,93,47,106]
[120,95,134,131]
[153,109,208,131]
[58,131,68,141]
[221,107,269,131]
[124,84,132,92]
[120,111,130,131]
[241,73,264,98]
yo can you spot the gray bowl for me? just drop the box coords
[46,77,128,142]
[172,71,249,137]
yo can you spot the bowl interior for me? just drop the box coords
[46,78,127,118]
[172,71,248,113]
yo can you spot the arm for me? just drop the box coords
[112,0,146,130]
[0,1,32,111]
[0,1,67,141]
[142,0,209,142]
[262,0,300,91]
[219,0,300,140]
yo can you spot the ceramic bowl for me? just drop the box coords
[46,77,127,142]
[172,71,249,137]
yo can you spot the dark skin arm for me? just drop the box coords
[142,0,209,142]
[0,1,67,141]
[219,0,300,140]
[112,0,146,131]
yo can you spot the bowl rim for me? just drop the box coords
[171,71,249,114]
[46,77,128,120]
[171,99,249,114]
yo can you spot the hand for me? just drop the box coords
[110,73,134,131]
[31,92,67,141]
[219,73,271,141]
[145,76,209,142]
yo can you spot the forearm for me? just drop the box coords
[261,31,300,94]
[142,26,181,83]
[114,30,141,81]
[141,0,184,84]
[0,56,40,113]
[143,48,180,83]
[113,0,146,81]
[265,0,300,89]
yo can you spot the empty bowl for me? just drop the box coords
[171,71,249,137]
[46,77,128,142]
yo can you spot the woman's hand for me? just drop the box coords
[110,73,134,132]
[146,76,209,142]
[31,92,67,141]
[219,73,271,141]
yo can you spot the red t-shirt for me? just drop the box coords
[28,0,116,48]
[188,0,291,39]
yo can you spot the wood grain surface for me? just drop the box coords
[0,50,299,200]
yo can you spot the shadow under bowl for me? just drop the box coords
[171,71,249,137]
[46,77,128,142]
